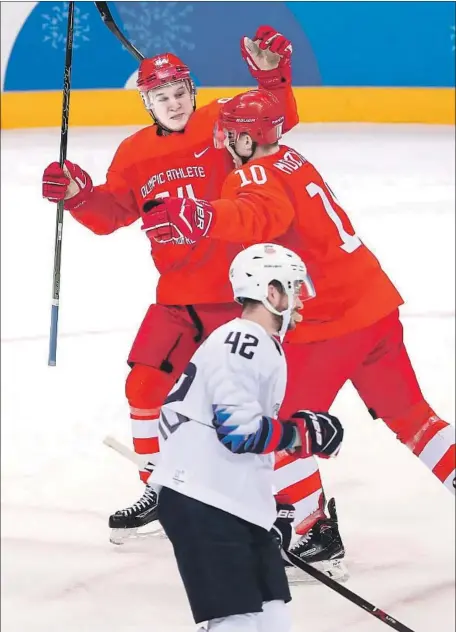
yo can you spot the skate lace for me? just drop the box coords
[291,530,313,552]
[121,487,156,516]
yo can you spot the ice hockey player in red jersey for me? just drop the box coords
[41,28,348,555]
[144,89,456,576]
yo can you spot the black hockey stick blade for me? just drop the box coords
[283,550,416,632]
[94,2,144,61]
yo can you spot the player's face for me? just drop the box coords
[268,285,303,331]
[148,81,193,131]
[289,296,304,329]
[268,284,304,331]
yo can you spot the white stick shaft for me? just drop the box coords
[103,435,157,469]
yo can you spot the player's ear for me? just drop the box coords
[237,132,253,152]
[244,133,254,150]
[267,282,280,306]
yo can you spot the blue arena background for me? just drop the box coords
[4,1,455,92]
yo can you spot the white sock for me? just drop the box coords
[204,601,291,632]
[257,600,292,632]
[206,612,260,631]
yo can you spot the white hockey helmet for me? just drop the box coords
[229,243,315,340]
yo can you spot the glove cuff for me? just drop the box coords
[286,419,313,459]
[275,492,292,505]
[63,172,94,211]
[253,66,291,89]
[276,421,298,451]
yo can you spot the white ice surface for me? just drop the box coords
[1,123,455,632]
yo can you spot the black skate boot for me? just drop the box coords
[286,498,348,584]
[109,484,160,545]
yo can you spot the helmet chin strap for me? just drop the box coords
[225,136,257,167]
[239,141,257,164]
[225,143,243,168]
[262,298,292,342]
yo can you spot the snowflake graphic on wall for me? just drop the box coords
[451,25,455,52]
[116,1,195,58]
[42,2,90,51]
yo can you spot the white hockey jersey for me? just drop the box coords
[152,317,287,530]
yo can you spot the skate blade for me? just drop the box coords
[109,522,167,546]
[286,558,349,585]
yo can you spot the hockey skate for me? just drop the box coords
[109,484,163,545]
[286,497,349,584]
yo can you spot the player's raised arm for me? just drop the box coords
[202,26,298,133]
[241,25,298,131]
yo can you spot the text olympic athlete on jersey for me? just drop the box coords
[151,243,344,632]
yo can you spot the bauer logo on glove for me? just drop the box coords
[142,197,214,244]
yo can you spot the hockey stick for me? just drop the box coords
[103,435,157,469]
[48,1,75,367]
[94,2,144,61]
[282,549,416,632]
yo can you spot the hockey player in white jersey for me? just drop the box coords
[152,243,344,632]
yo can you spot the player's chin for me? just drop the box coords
[289,311,303,329]
[167,113,191,131]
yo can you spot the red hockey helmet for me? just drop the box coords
[214,90,285,148]
[137,53,196,113]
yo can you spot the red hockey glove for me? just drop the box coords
[142,197,214,244]
[288,411,344,459]
[241,25,292,88]
[42,160,93,210]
